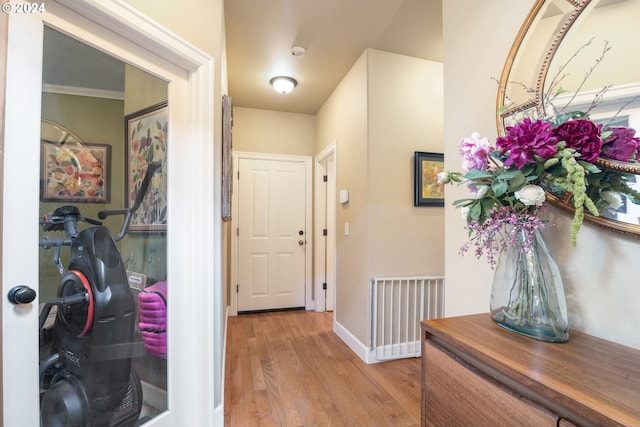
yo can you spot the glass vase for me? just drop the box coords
[490,228,569,342]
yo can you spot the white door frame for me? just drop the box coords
[230,151,313,315]
[3,1,221,425]
[314,142,337,312]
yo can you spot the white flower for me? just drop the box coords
[601,191,623,210]
[515,184,546,207]
[475,185,490,199]
[460,206,470,220]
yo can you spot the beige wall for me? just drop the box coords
[40,93,125,301]
[233,107,316,156]
[442,1,529,318]
[368,50,444,276]
[124,64,168,115]
[443,0,640,350]
[317,52,370,342]
[317,49,444,346]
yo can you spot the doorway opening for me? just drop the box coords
[314,142,336,313]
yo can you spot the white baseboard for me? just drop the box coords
[369,341,422,361]
[333,319,382,364]
[140,380,167,417]
[213,402,224,426]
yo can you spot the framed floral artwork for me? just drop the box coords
[222,94,233,221]
[414,151,445,206]
[41,141,110,203]
[125,101,168,232]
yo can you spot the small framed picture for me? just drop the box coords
[414,151,444,206]
[222,94,233,221]
[41,141,110,203]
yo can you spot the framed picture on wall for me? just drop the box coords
[40,141,110,203]
[125,101,168,232]
[222,94,233,221]
[414,151,445,206]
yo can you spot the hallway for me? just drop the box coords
[224,310,421,426]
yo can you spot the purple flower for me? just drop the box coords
[496,118,557,169]
[552,119,602,163]
[459,132,493,172]
[600,127,639,162]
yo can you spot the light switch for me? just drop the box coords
[339,189,349,204]
[344,222,350,236]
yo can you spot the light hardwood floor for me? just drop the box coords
[224,310,421,427]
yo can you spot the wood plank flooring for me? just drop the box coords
[224,310,421,427]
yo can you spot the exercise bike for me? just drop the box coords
[37,162,160,427]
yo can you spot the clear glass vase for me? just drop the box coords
[490,227,569,342]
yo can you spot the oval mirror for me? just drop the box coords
[498,0,640,237]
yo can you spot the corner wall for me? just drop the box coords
[317,53,370,344]
[317,49,444,353]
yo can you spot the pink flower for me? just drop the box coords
[459,132,493,173]
[600,127,639,162]
[496,118,557,169]
[552,119,602,163]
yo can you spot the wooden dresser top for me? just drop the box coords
[422,313,640,426]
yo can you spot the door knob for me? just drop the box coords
[298,240,305,246]
[7,285,37,305]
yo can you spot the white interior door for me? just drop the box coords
[2,2,220,426]
[2,11,42,426]
[313,143,336,312]
[237,157,307,312]
[325,159,336,311]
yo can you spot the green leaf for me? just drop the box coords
[508,173,525,190]
[492,180,508,197]
[600,130,612,141]
[578,161,601,173]
[480,198,496,219]
[497,103,513,115]
[495,169,521,179]
[464,169,494,180]
[468,201,482,221]
[555,110,588,124]
[453,198,475,207]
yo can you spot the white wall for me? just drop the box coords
[443,0,640,350]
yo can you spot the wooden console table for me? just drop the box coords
[421,313,640,426]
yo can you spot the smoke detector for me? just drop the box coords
[291,46,306,57]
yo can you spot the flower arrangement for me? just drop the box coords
[438,113,640,267]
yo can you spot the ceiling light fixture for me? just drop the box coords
[270,76,297,94]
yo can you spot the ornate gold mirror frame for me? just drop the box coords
[497,0,640,237]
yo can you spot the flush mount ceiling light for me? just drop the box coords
[270,76,297,94]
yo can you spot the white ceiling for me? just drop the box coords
[43,27,125,94]
[224,0,443,114]
[42,1,443,116]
